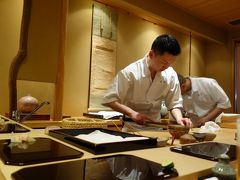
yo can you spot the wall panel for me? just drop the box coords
[0,0,22,115]
[190,36,206,76]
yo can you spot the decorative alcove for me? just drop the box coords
[8,0,68,124]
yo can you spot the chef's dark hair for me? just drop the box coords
[151,34,181,56]
[177,73,187,85]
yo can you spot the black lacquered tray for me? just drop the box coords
[0,123,30,133]
[12,154,178,180]
[0,137,83,165]
[49,128,157,154]
[170,142,236,161]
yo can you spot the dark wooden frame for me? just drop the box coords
[234,40,240,113]
[8,0,32,119]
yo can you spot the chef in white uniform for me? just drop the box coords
[102,34,192,127]
[177,74,231,127]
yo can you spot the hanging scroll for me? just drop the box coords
[89,3,118,110]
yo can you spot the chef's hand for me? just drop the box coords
[196,117,207,127]
[130,112,153,125]
[177,117,192,128]
[170,108,192,128]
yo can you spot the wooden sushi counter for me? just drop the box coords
[0,116,238,180]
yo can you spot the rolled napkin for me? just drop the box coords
[199,121,221,133]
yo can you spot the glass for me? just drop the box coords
[212,154,236,179]
[160,100,168,118]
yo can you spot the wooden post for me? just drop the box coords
[8,0,32,119]
[52,0,68,121]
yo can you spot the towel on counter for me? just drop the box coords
[75,130,148,144]
[199,121,221,133]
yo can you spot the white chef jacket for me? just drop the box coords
[102,56,182,121]
[182,77,231,124]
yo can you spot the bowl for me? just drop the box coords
[192,132,206,142]
[179,134,197,144]
[157,137,170,147]
[204,133,216,141]
[168,125,190,139]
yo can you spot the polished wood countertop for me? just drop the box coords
[0,118,237,180]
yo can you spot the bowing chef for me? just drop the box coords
[177,74,231,127]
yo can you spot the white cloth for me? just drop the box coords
[182,77,231,125]
[102,55,182,121]
[87,111,123,119]
[75,130,148,144]
[199,121,221,133]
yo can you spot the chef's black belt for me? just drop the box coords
[122,115,134,122]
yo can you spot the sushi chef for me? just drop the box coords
[177,74,231,127]
[102,34,192,127]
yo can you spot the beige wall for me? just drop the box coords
[190,36,206,76]
[1,0,238,117]
[117,11,191,75]
[18,0,60,83]
[63,0,92,116]
[0,0,22,115]
[205,41,233,112]
[171,31,191,76]
[117,11,161,71]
